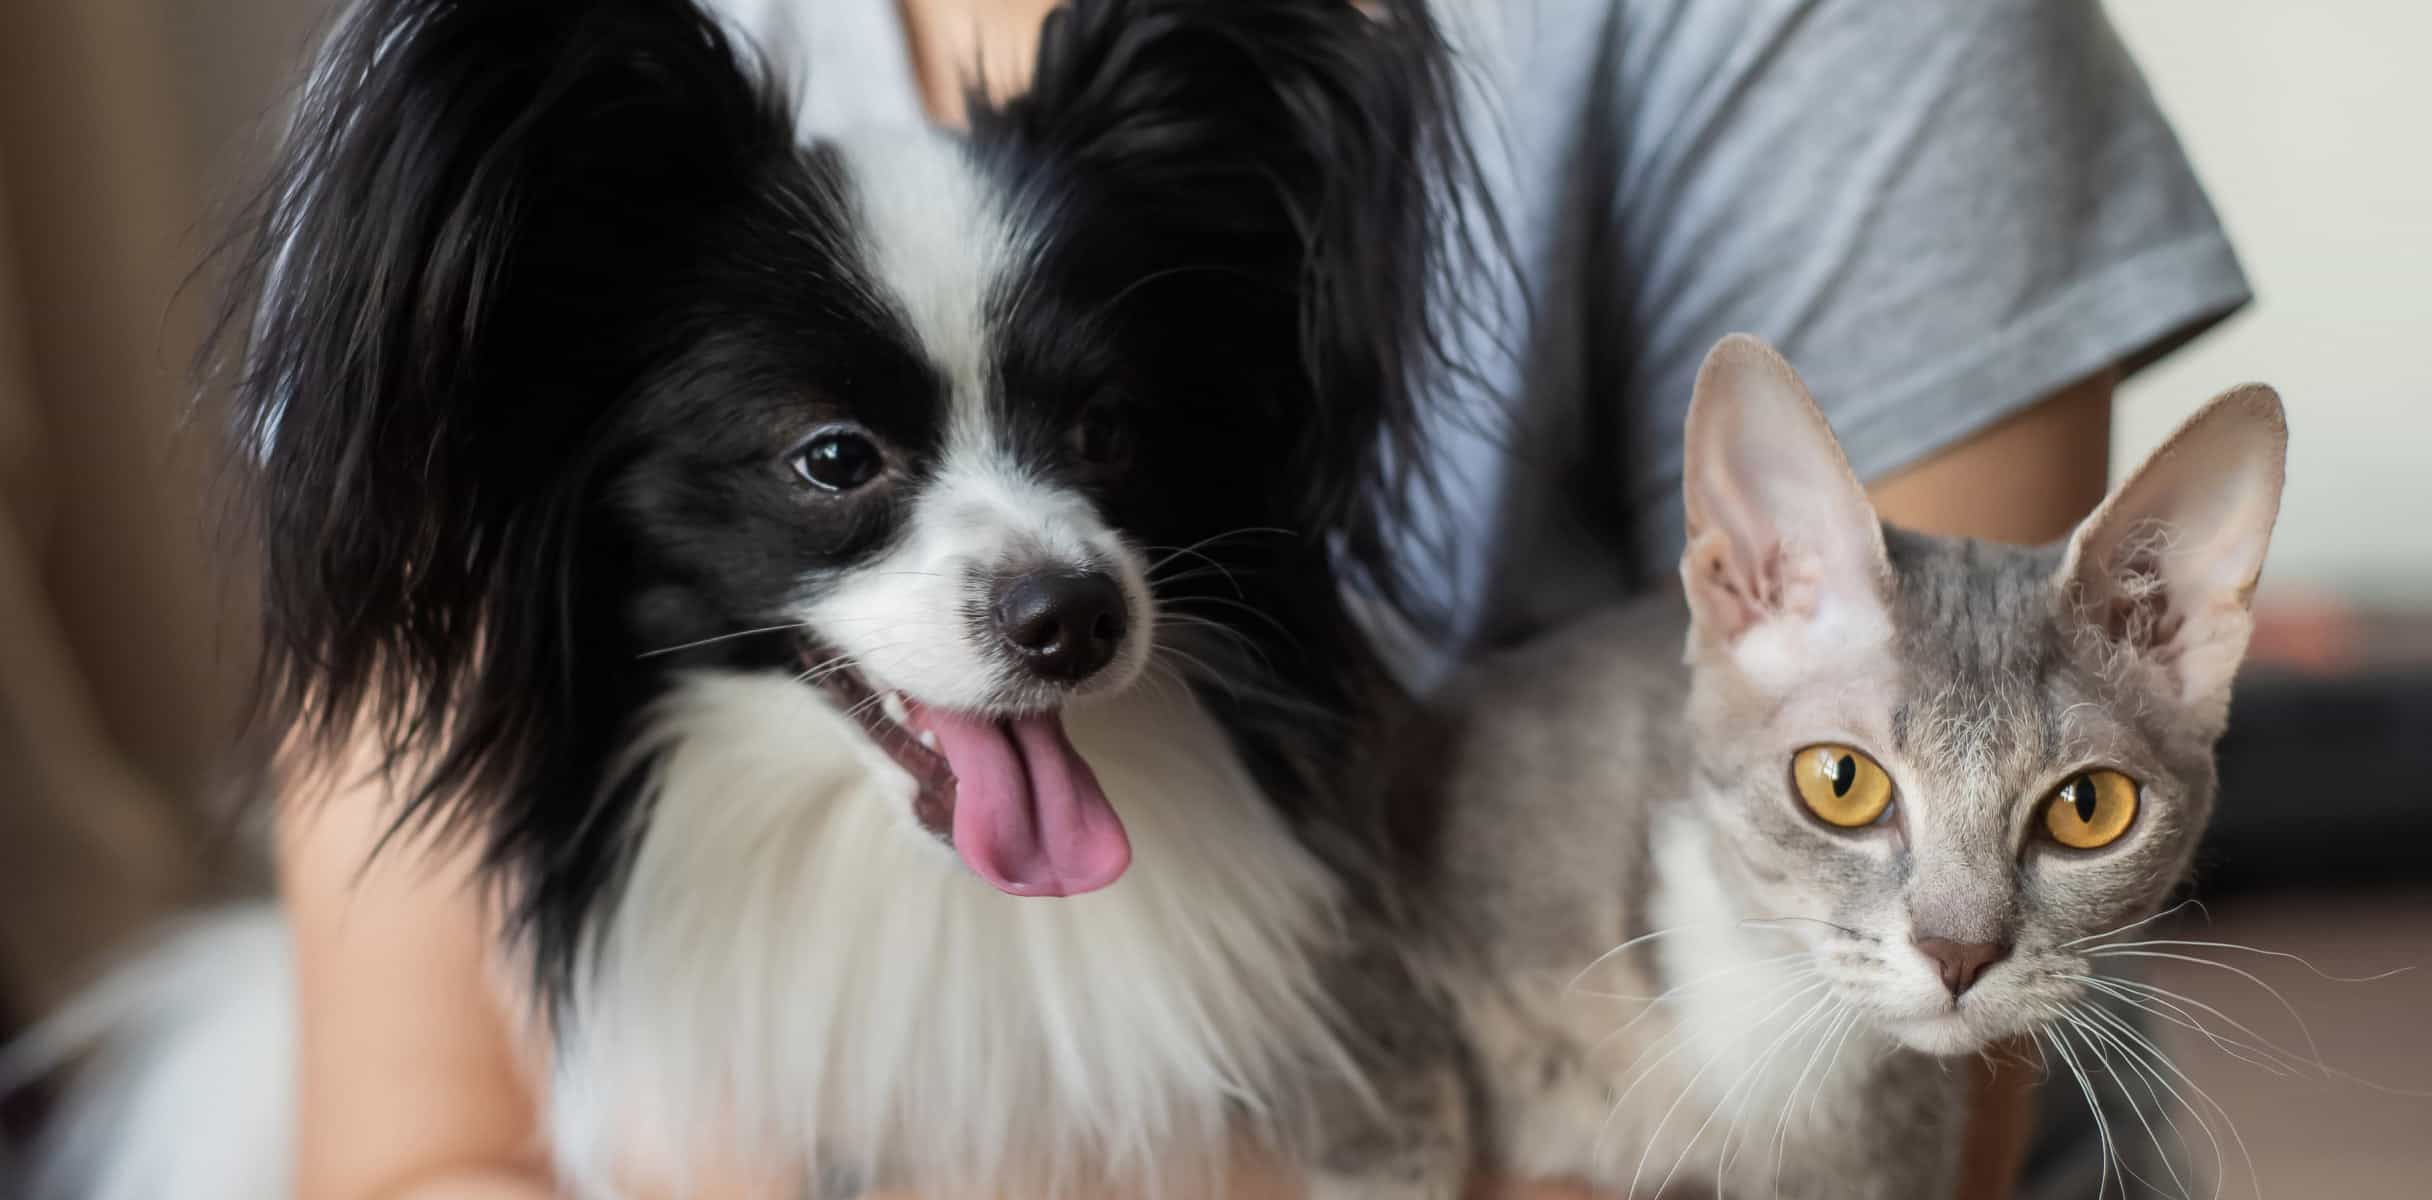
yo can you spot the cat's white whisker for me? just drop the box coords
[2075,1000,2261,1200]
[1763,1003,1855,1198]
[2062,897,2212,949]
[2038,1026,2123,1199]
[1805,1004,1865,1126]
[2090,970,2432,1100]
[1735,915,1864,938]
[1570,948,1812,1008]
[2066,974,2301,1077]
[1692,990,1835,1194]
[2082,950,2333,1076]
[2086,938,2414,984]
[2062,1009,2195,1200]
[2074,1002,2233,1200]
[1591,970,1818,1170]
[1565,924,1715,993]
[1625,979,1829,1200]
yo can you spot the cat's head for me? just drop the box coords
[1674,334,2288,1056]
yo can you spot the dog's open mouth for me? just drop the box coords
[803,642,1131,898]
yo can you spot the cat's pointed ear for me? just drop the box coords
[1679,335,1892,658]
[2057,385,2288,715]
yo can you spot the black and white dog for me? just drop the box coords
[15,0,1487,1196]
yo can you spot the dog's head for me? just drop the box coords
[223,0,1475,999]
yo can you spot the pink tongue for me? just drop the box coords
[921,707,1130,897]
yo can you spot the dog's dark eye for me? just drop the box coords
[791,429,884,492]
[1071,401,1128,469]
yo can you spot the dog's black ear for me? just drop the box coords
[971,0,1497,617]
[215,0,787,825]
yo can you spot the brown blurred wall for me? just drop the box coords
[0,0,325,1023]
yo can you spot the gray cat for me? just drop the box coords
[1314,334,2288,1199]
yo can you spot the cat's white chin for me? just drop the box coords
[1878,1012,1993,1057]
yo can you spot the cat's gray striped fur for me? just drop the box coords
[1319,335,2287,1198]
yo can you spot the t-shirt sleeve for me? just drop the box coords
[1600,0,2249,566]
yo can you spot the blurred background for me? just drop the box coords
[1,0,2425,1193]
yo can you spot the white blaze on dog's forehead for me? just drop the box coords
[802,132,1163,715]
[831,129,1033,446]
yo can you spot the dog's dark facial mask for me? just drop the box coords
[603,132,1151,898]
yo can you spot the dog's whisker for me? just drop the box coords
[639,620,814,658]
[1145,549,1246,598]
[1158,593,1299,645]
[1153,612,1281,677]
[1143,526,1294,575]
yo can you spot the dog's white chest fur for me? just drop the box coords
[545,672,1353,1197]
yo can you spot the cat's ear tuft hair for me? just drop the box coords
[1679,334,1891,655]
[2058,385,2288,717]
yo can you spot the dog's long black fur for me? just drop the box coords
[212,0,1491,1011]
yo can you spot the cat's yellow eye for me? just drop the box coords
[1792,744,1894,829]
[2044,770,2139,849]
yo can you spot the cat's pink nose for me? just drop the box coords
[1913,936,2010,997]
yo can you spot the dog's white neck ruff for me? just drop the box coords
[545,670,1358,1198]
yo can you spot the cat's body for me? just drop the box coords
[1328,335,2288,1198]
[1409,596,1962,1198]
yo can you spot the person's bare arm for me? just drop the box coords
[1869,371,2118,1200]
[282,723,797,1200]
[1869,372,2115,544]
[278,733,558,1200]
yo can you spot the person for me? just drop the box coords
[281,0,2248,1196]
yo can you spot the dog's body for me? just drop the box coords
[553,672,1373,1196]
[12,0,1488,1195]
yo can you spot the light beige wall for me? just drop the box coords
[168,0,330,192]
[2109,0,2432,604]
[0,0,320,1014]
[0,0,209,1012]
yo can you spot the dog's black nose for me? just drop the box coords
[992,569,1126,682]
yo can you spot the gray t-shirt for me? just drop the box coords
[710,0,2248,664]
[1418,0,2246,655]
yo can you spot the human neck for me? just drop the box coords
[895,0,1062,126]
